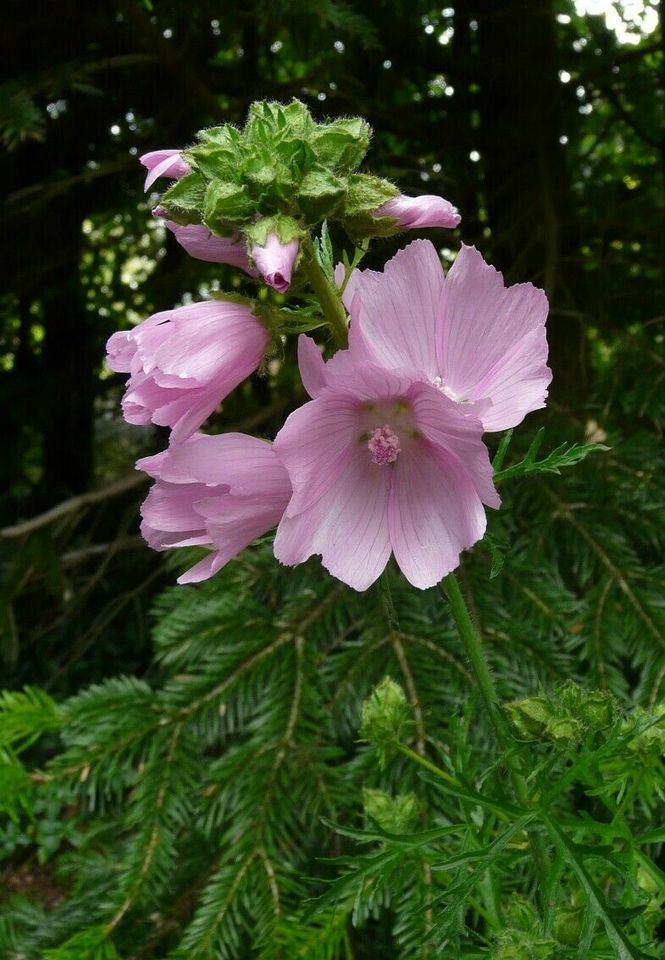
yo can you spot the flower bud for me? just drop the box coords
[374,193,461,230]
[359,677,411,767]
[504,697,553,740]
[140,149,190,191]
[362,788,419,833]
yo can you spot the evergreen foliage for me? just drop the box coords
[0,429,664,957]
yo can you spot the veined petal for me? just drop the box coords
[389,441,486,589]
[408,381,500,509]
[298,335,327,398]
[439,245,551,431]
[274,395,359,517]
[375,194,461,230]
[274,445,392,591]
[341,240,444,381]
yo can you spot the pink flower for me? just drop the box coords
[106,300,269,442]
[272,337,500,591]
[137,433,291,583]
[341,240,551,432]
[375,194,461,230]
[250,232,299,293]
[160,217,257,275]
[140,149,191,191]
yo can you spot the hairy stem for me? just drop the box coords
[301,237,348,348]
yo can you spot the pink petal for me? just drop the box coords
[177,553,226,585]
[141,149,191,191]
[274,445,392,591]
[250,232,299,293]
[273,396,359,518]
[155,433,291,499]
[388,442,486,589]
[408,382,500,509]
[298,335,327,398]
[375,194,461,230]
[439,245,551,432]
[163,221,256,275]
[341,240,444,381]
[195,492,288,569]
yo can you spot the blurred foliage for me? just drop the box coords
[0,0,664,956]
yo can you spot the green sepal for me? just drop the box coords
[160,172,206,224]
[203,180,254,229]
[311,117,371,173]
[184,136,240,181]
[344,173,399,216]
[297,166,347,222]
[245,214,303,247]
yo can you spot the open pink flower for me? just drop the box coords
[106,300,269,442]
[250,232,299,293]
[375,194,461,230]
[138,433,291,583]
[340,240,551,432]
[140,149,191,191]
[273,339,500,591]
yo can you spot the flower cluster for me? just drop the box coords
[108,101,550,592]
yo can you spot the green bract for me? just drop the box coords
[160,99,399,244]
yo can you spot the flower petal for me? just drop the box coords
[439,245,551,431]
[298,335,327,398]
[273,396,359,517]
[274,445,392,591]
[388,441,486,589]
[375,194,461,230]
[341,239,444,380]
[163,221,256,274]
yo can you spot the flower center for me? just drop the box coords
[367,424,401,465]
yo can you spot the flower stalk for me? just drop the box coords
[300,237,349,348]
[441,572,549,891]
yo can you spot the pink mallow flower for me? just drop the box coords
[137,433,291,583]
[106,300,269,443]
[272,337,500,591]
[250,232,299,293]
[375,194,461,230]
[140,149,191,191]
[340,239,551,433]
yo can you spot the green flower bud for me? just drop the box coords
[203,180,254,229]
[160,172,206,224]
[504,697,553,740]
[359,677,411,768]
[577,690,616,730]
[362,788,419,833]
[553,908,584,946]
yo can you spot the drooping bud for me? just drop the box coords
[140,149,191,191]
[374,193,461,230]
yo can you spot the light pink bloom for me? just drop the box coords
[375,194,461,230]
[341,240,551,432]
[250,232,299,293]
[106,300,269,442]
[140,149,191,191]
[273,338,500,591]
[137,433,291,583]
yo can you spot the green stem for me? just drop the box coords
[301,237,348,348]
[441,572,548,891]
[396,743,459,786]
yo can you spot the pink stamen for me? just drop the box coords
[367,424,401,465]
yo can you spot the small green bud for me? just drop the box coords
[504,697,553,740]
[359,677,411,767]
[362,788,419,833]
[546,716,583,742]
[577,690,616,730]
[553,908,584,947]
[297,166,347,222]
[504,895,539,932]
[311,118,371,173]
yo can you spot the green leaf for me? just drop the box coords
[297,166,347,222]
[315,221,336,286]
[541,814,654,960]
[493,428,609,483]
[0,686,61,754]
[311,118,371,173]
[43,927,122,960]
